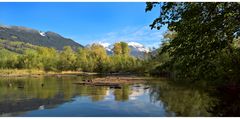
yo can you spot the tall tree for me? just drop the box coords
[89,44,109,72]
[76,48,88,71]
[58,46,77,71]
[146,2,240,80]
[19,49,43,69]
[37,47,58,71]
[121,42,130,56]
[113,42,122,55]
[113,42,130,56]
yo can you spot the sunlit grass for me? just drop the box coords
[0,69,87,77]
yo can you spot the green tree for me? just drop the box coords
[113,42,122,55]
[76,48,88,71]
[19,49,43,69]
[121,42,130,56]
[89,44,109,72]
[37,47,59,71]
[113,42,130,56]
[58,46,77,71]
[0,49,19,69]
[111,42,137,73]
[146,2,240,80]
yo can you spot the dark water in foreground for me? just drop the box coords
[0,76,239,117]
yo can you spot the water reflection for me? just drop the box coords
[0,76,141,116]
[207,83,240,116]
[0,76,239,116]
[148,80,213,116]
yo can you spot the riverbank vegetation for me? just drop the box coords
[0,40,145,75]
[1,2,240,83]
[145,2,240,82]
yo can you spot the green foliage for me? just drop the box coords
[146,2,240,80]
[75,42,142,73]
[0,39,143,73]
[38,47,59,71]
[75,48,89,71]
[0,39,39,54]
[0,26,83,51]
[18,49,43,69]
[58,46,77,71]
[89,44,110,72]
[75,45,109,72]
[110,42,142,73]
[149,80,213,116]
[113,42,131,56]
[0,48,19,68]
[17,47,59,71]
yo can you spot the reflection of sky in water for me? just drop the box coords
[0,77,216,117]
[20,85,169,117]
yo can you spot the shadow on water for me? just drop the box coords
[147,79,240,117]
[207,82,240,116]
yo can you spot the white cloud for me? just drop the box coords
[92,25,166,49]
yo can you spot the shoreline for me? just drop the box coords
[0,69,99,78]
[0,69,145,78]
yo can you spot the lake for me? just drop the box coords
[0,75,238,117]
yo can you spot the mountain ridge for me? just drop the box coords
[0,25,83,51]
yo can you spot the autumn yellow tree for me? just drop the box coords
[58,46,77,71]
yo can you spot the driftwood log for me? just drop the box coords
[73,76,147,88]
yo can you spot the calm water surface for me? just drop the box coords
[0,76,238,117]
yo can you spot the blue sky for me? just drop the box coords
[0,2,167,48]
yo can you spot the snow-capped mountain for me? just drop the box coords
[87,42,149,58]
[128,42,150,53]
[97,42,112,52]
[39,31,46,36]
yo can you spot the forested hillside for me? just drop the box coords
[0,25,83,51]
[0,39,40,54]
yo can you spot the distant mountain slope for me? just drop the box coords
[0,39,40,54]
[0,25,83,50]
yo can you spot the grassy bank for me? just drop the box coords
[0,69,98,77]
[0,69,150,78]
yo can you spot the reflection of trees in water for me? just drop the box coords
[0,77,133,114]
[1,77,239,117]
[148,80,213,116]
[0,77,59,101]
[60,78,75,100]
[208,83,240,116]
[0,77,109,115]
[0,76,136,116]
[113,85,131,101]
[91,86,109,101]
[0,77,63,115]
